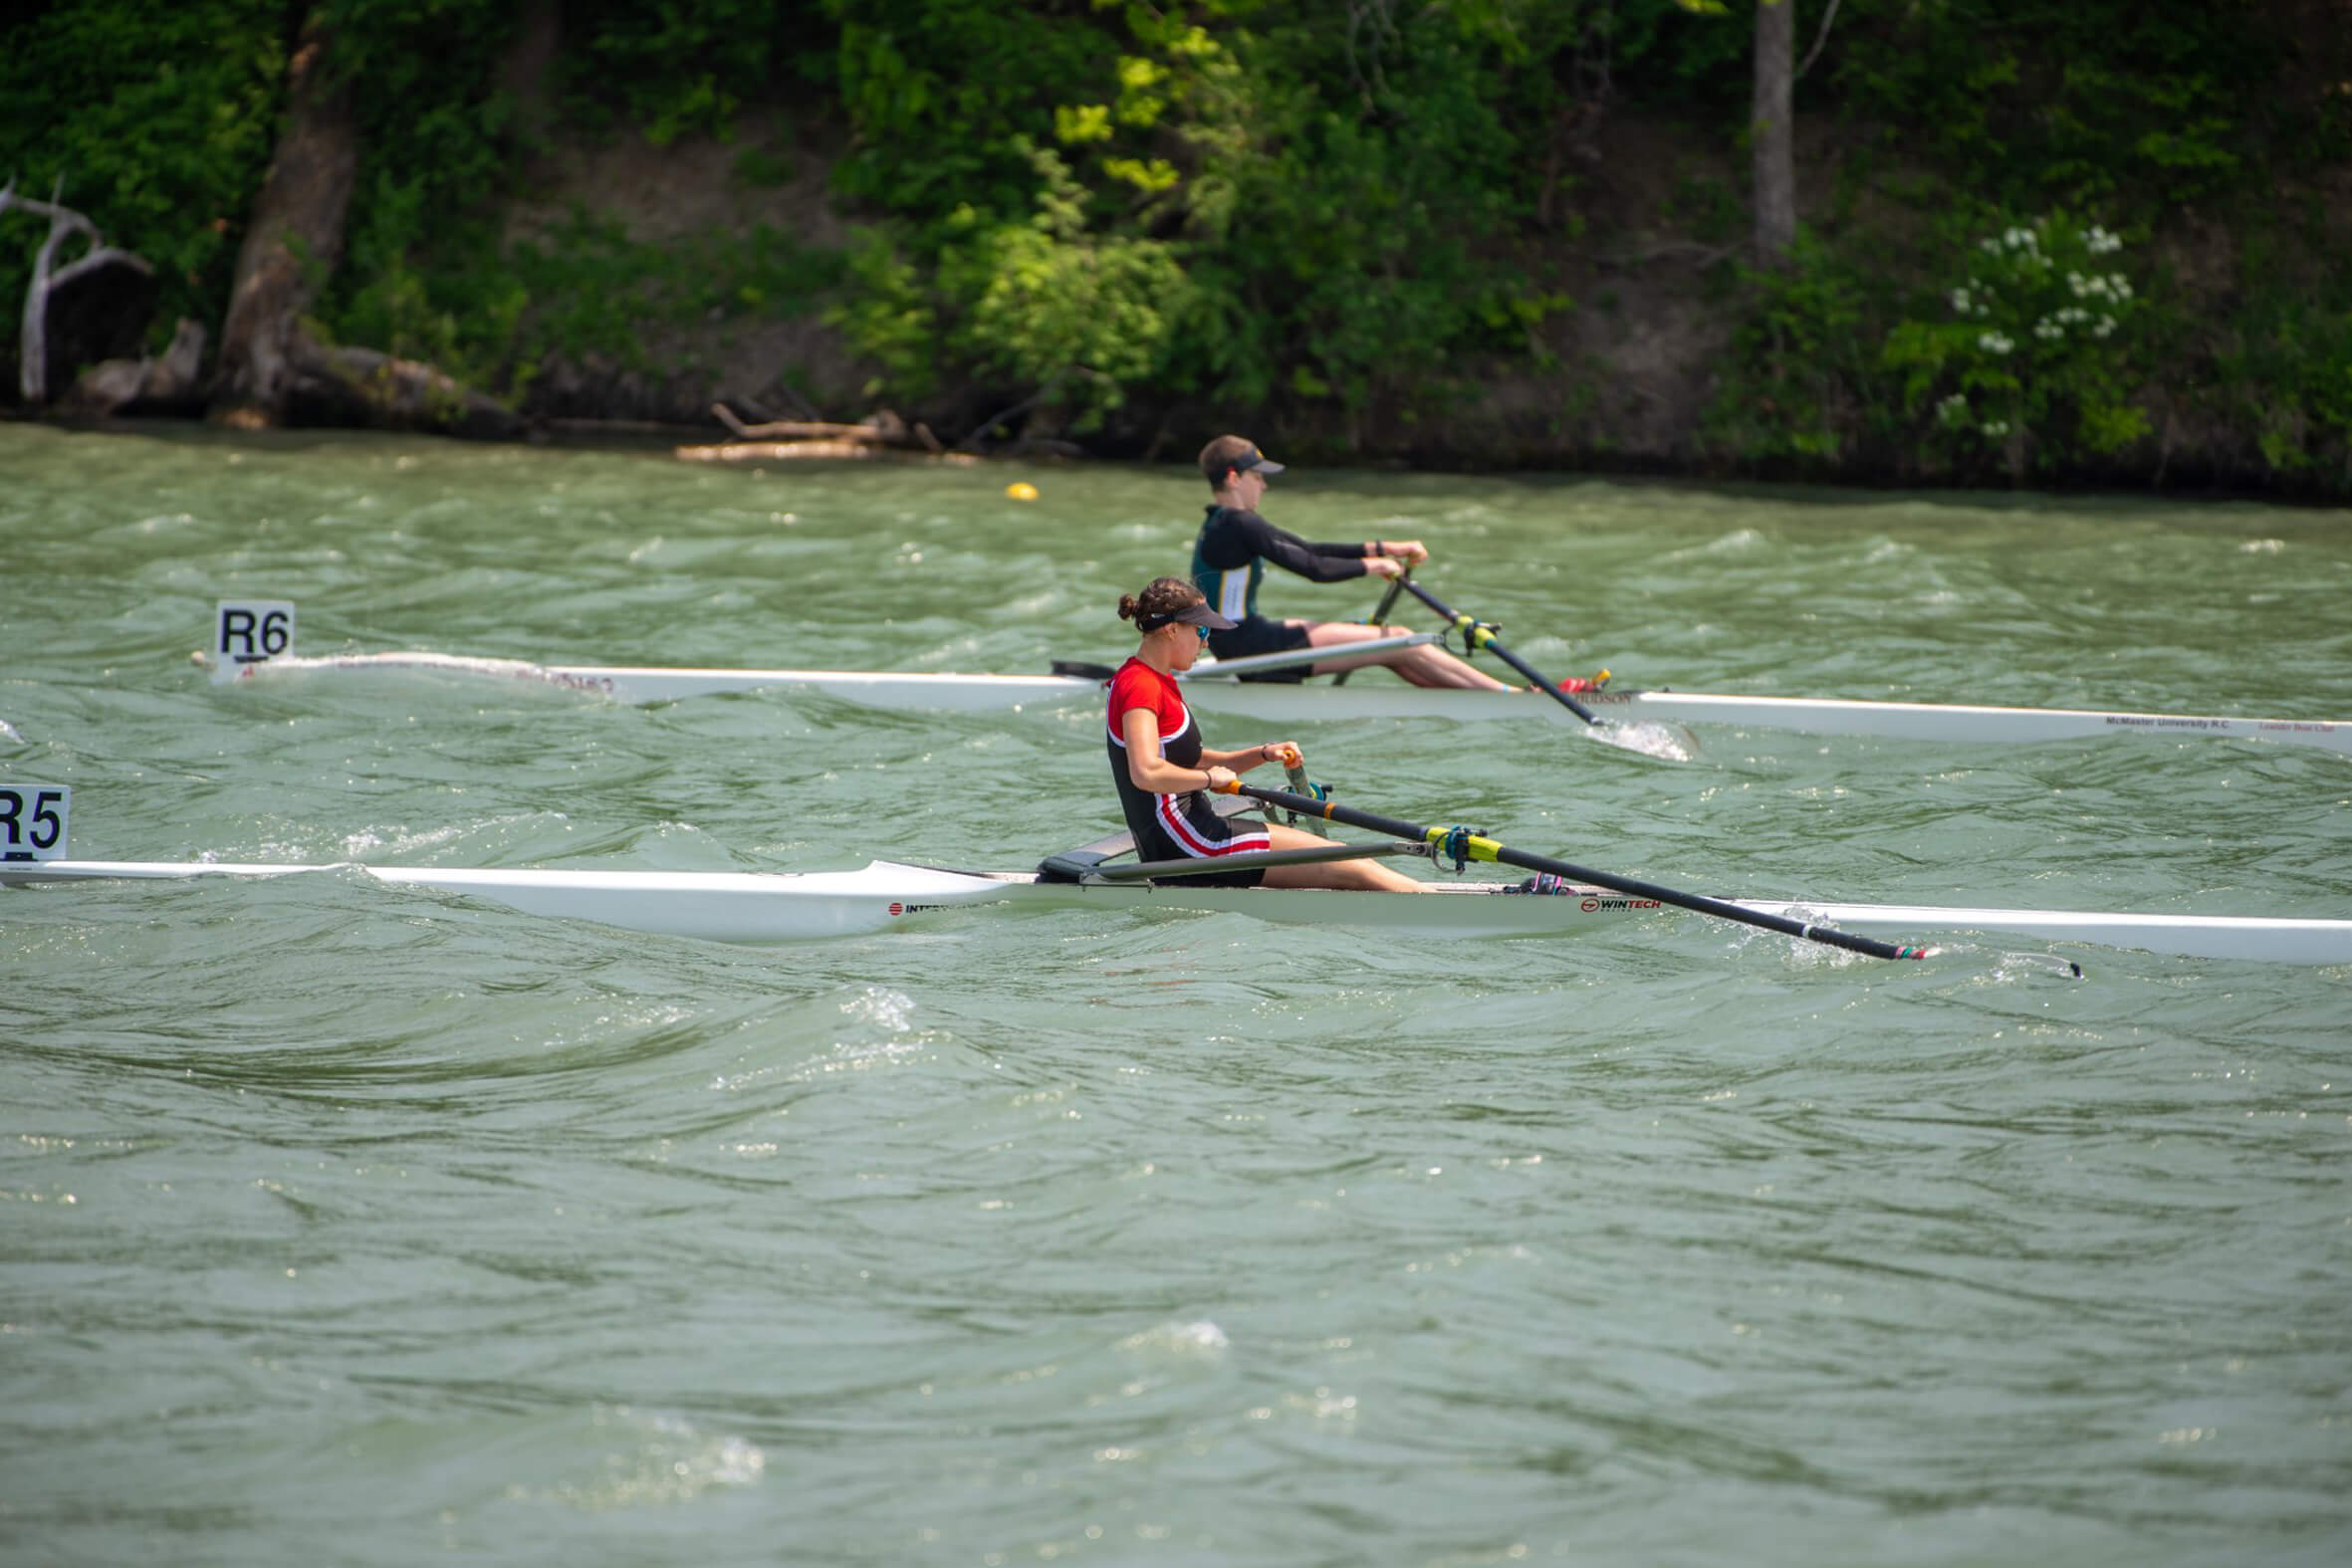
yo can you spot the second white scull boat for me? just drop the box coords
[211,644,2352,753]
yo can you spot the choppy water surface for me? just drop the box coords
[3,422,2348,1565]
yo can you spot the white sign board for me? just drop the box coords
[0,784,70,861]
[213,600,296,681]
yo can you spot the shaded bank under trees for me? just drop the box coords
[4,1,2350,494]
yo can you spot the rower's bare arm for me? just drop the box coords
[1121,709,1230,792]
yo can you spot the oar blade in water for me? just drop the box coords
[1581,716,1701,763]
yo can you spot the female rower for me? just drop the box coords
[1190,434,1586,691]
[1108,575,1425,892]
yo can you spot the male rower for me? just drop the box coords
[1188,434,1561,689]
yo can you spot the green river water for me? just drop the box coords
[2,421,2348,1565]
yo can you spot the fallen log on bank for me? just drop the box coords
[677,437,979,466]
[289,342,523,438]
[712,401,942,450]
[688,401,962,461]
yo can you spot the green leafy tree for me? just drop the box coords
[0,0,286,364]
[826,0,1578,437]
[1701,232,1897,468]
[1883,211,2149,480]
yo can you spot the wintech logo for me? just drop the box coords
[1580,896,1663,912]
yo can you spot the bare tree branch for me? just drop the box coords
[2,175,154,404]
[1795,0,1844,85]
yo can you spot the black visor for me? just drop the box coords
[1138,600,1238,633]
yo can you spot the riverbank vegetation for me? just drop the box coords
[4,1,2348,494]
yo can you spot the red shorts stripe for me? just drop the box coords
[1156,793,1271,858]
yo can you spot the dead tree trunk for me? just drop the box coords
[2,177,156,404]
[210,11,359,427]
[1752,0,1796,268]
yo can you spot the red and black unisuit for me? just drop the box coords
[1104,656,1271,886]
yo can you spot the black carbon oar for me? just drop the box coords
[1222,777,1928,963]
[1332,565,1414,688]
[1396,577,1602,726]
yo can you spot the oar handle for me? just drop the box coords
[1276,745,1317,823]
[1396,577,1602,727]
[1223,780,1925,963]
[1332,565,1413,687]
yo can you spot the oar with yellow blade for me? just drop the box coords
[1397,577,1692,760]
[1220,767,1927,963]
[1396,577,1601,725]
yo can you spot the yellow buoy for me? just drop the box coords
[1005,482,1039,502]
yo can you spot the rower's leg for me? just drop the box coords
[1299,620,1510,690]
[1387,639,1511,690]
[1257,822,1427,892]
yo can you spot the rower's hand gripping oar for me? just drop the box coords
[1277,747,1330,827]
[1220,764,1928,964]
[1395,577,1603,727]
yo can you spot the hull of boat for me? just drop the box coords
[0,859,1664,942]
[228,652,2352,751]
[9,858,2347,962]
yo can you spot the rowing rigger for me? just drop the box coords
[7,843,2345,963]
[208,644,2352,754]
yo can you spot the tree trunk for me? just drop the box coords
[210,12,358,427]
[500,0,562,149]
[1752,0,1796,268]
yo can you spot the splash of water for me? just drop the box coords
[1585,718,1700,763]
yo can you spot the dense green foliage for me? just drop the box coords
[1692,0,2352,487]
[1884,214,2151,471]
[3,0,2347,490]
[823,0,1581,434]
[0,0,284,348]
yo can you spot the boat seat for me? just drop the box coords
[1037,848,1115,883]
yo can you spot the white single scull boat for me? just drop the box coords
[8,842,2344,963]
[210,643,2352,753]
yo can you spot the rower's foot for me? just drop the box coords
[1504,873,1580,895]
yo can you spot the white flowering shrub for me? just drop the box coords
[1885,212,2151,472]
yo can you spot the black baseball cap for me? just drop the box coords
[1199,434,1286,484]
